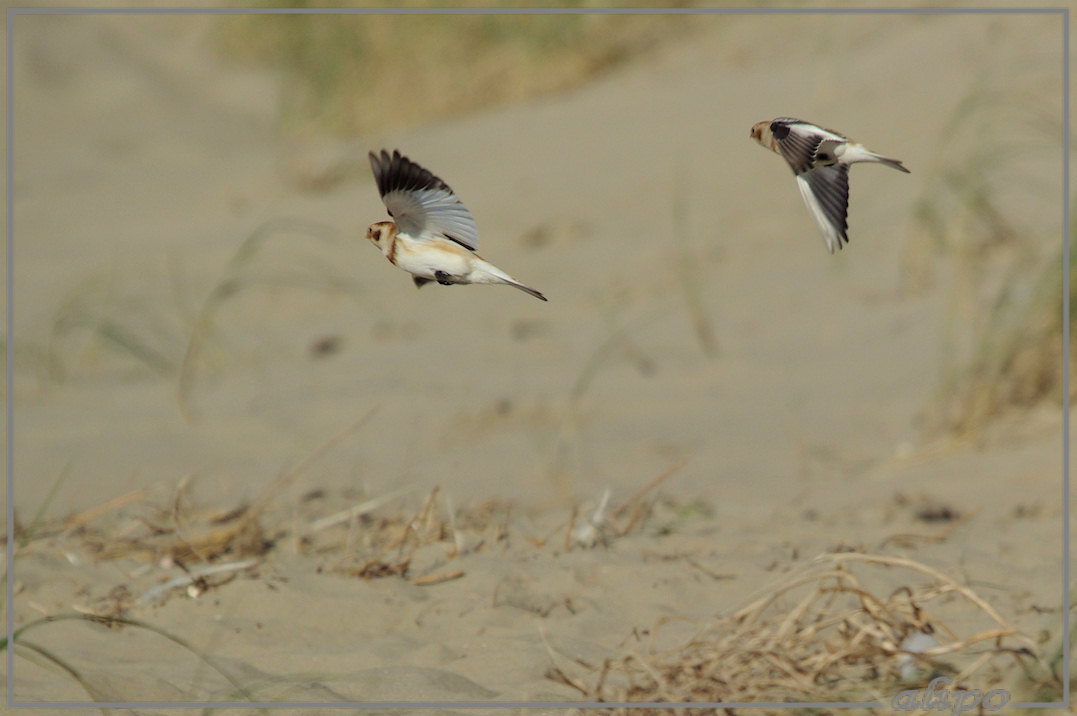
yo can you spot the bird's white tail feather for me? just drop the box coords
[505,281,547,301]
[473,259,547,301]
[841,143,910,173]
[869,153,910,173]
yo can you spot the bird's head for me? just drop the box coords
[750,120,782,153]
[366,221,396,248]
[750,120,770,146]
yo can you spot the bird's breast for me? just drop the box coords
[392,235,474,278]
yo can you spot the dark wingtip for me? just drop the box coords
[369,149,453,199]
[369,148,393,168]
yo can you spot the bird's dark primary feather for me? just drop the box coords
[370,149,455,201]
[803,164,851,247]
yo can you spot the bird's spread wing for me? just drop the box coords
[771,121,825,175]
[369,150,479,251]
[795,164,850,254]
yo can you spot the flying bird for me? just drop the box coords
[365,149,547,301]
[750,118,910,253]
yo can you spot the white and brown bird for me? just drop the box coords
[750,118,910,253]
[365,149,547,301]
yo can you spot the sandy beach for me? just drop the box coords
[6,5,1070,711]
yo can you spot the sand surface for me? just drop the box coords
[6,7,1069,711]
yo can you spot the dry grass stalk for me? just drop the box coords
[610,459,686,533]
[410,569,465,587]
[61,488,150,531]
[136,558,262,606]
[306,486,413,534]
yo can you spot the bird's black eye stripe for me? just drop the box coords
[770,122,790,140]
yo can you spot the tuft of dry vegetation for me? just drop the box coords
[550,552,1053,708]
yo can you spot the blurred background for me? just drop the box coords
[4,1,1071,704]
[6,1,1068,536]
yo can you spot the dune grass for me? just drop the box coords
[910,75,1069,439]
[213,2,706,137]
[36,275,187,384]
[4,613,258,705]
[928,236,1072,439]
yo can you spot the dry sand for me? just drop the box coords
[6,7,1069,711]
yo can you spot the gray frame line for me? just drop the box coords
[5,5,13,711]
[3,6,1070,14]
[8,700,887,710]
[1058,5,1070,709]
[5,5,1069,711]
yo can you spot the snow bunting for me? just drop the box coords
[750,118,910,253]
[366,149,547,301]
